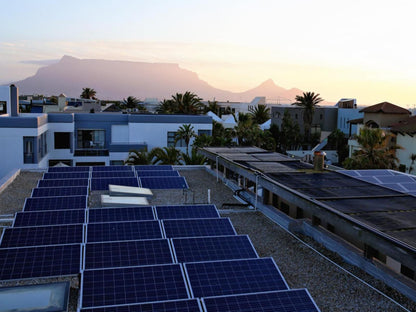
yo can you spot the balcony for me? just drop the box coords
[74,149,109,157]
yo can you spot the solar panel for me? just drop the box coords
[376,175,416,184]
[140,177,188,189]
[162,218,236,238]
[23,196,87,211]
[0,224,84,248]
[92,166,133,172]
[43,172,90,180]
[14,209,86,227]
[172,235,258,263]
[88,206,155,223]
[155,204,220,220]
[48,166,90,172]
[0,244,81,280]
[84,239,174,270]
[92,171,136,178]
[136,170,180,177]
[37,178,89,188]
[81,264,189,308]
[80,299,202,312]
[91,177,139,191]
[135,165,173,171]
[184,258,288,298]
[31,186,88,197]
[202,289,320,312]
[86,220,163,243]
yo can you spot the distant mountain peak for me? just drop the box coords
[259,78,276,86]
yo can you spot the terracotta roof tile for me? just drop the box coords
[359,102,410,114]
[390,115,416,134]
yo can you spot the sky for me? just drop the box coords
[1,0,416,107]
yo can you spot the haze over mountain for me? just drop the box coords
[11,56,303,102]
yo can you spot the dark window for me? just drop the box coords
[295,114,298,120]
[55,132,71,149]
[320,114,323,120]
[296,207,304,219]
[0,101,6,114]
[167,131,186,147]
[401,265,415,279]
[280,202,290,214]
[198,130,212,136]
[23,137,35,164]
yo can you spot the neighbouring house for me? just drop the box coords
[390,116,416,173]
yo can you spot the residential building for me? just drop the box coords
[390,116,416,173]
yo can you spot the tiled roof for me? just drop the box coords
[390,115,416,134]
[360,102,410,114]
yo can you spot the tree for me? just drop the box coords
[123,96,145,111]
[124,149,152,165]
[211,121,234,146]
[327,129,349,164]
[151,147,181,165]
[172,92,203,114]
[156,99,177,114]
[180,148,207,165]
[279,109,302,152]
[409,154,416,173]
[204,100,220,116]
[249,104,270,125]
[343,127,401,169]
[80,88,97,100]
[175,124,196,154]
[292,92,323,143]
[193,134,213,148]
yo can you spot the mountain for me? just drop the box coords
[11,56,302,102]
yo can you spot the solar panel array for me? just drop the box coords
[0,165,319,311]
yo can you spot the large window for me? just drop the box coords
[54,132,71,149]
[77,130,105,149]
[23,137,35,164]
[198,129,212,136]
[167,131,186,147]
[0,101,6,114]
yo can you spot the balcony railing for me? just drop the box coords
[74,149,109,157]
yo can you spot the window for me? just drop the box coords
[23,137,35,164]
[77,130,105,149]
[167,131,186,147]
[54,132,71,149]
[0,101,6,114]
[320,114,323,120]
[198,130,212,136]
[295,114,298,120]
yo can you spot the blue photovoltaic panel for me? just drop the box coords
[23,196,87,211]
[88,206,154,223]
[84,239,173,270]
[87,220,162,242]
[162,218,236,238]
[14,209,86,227]
[81,264,189,308]
[0,244,81,280]
[172,235,258,263]
[80,299,202,312]
[48,166,90,172]
[43,172,90,180]
[135,165,173,171]
[202,289,320,312]
[140,177,188,189]
[376,175,416,184]
[32,186,88,198]
[136,170,180,177]
[155,204,220,220]
[91,177,139,191]
[92,166,133,172]
[38,178,89,188]
[184,258,288,298]
[0,224,83,248]
[92,171,135,178]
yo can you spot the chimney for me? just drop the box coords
[10,84,19,117]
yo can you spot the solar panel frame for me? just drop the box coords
[48,166,90,172]
[0,244,82,281]
[0,224,84,248]
[139,177,189,189]
[92,171,136,178]
[171,235,259,263]
[183,258,289,298]
[162,218,237,238]
[37,178,89,188]
[88,206,155,223]
[86,220,163,243]
[79,299,203,312]
[90,177,139,191]
[136,170,180,177]
[92,166,133,172]
[31,186,88,198]
[13,209,86,227]
[23,195,88,211]
[84,238,175,270]
[43,172,90,180]
[80,264,190,308]
[135,165,173,171]
[155,204,220,220]
[201,289,321,312]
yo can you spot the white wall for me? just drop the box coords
[396,134,416,173]
[0,86,10,115]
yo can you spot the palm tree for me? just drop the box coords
[249,104,270,125]
[175,124,196,154]
[343,127,401,169]
[124,149,153,165]
[156,99,177,114]
[180,148,207,165]
[151,147,181,165]
[80,88,97,100]
[292,92,323,143]
[193,133,213,148]
[204,100,220,115]
[172,92,203,114]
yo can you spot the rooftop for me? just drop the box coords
[360,102,411,115]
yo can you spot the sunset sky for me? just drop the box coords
[1,0,416,107]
